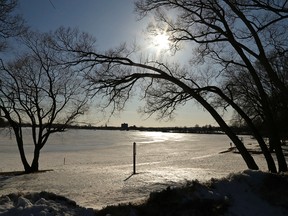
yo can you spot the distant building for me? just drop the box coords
[121,123,129,130]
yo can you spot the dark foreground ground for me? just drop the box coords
[1,170,288,216]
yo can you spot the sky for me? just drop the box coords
[16,0,228,127]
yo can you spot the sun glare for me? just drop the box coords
[152,33,170,51]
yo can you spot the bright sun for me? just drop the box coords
[152,33,170,51]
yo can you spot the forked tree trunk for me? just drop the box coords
[14,127,41,173]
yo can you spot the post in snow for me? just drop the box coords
[133,142,136,174]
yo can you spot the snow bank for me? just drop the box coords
[213,170,288,216]
[97,170,288,216]
[0,191,95,216]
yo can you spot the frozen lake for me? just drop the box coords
[0,129,268,208]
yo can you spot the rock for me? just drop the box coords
[17,196,33,208]
[35,198,49,205]
[0,196,11,205]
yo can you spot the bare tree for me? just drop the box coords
[0,0,26,52]
[48,0,288,172]
[134,0,288,172]
[0,30,90,173]
[224,52,288,147]
[50,28,259,170]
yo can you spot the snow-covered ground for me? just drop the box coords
[1,170,288,216]
[0,191,95,216]
[1,129,286,215]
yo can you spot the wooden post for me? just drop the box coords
[133,142,136,174]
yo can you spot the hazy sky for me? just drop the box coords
[17,0,226,127]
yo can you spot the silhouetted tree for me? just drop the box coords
[0,30,90,173]
[225,52,288,148]
[49,1,288,172]
[0,0,26,52]
[134,0,288,172]
[48,28,259,170]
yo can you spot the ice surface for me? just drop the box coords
[0,129,269,209]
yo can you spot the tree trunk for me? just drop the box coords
[13,128,31,172]
[30,146,40,172]
[268,137,275,152]
[17,138,31,173]
[215,88,277,172]
[166,75,259,170]
[224,27,285,172]
[269,131,287,172]
[262,103,287,172]
[250,132,276,172]
[194,94,259,170]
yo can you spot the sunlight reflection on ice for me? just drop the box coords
[0,129,268,208]
[136,131,194,144]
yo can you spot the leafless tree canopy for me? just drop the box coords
[54,1,288,172]
[1,1,287,173]
[0,0,26,51]
[0,30,90,172]
[133,0,288,172]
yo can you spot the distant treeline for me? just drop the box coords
[66,124,253,135]
[0,118,253,135]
